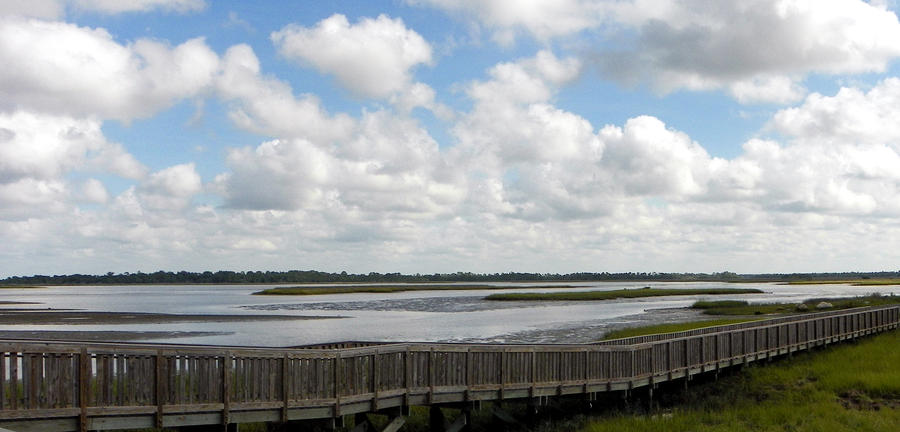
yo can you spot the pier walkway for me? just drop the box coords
[0,305,897,431]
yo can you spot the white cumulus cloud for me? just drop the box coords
[72,0,206,14]
[0,0,206,18]
[415,0,900,104]
[137,163,202,211]
[0,18,219,121]
[0,111,145,183]
[769,78,900,145]
[219,110,464,216]
[216,44,356,143]
[0,111,145,219]
[599,0,900,103]
[408,0,603,44]
[79,179,110,204]
[0,0,64,19]
[272,14,433,99]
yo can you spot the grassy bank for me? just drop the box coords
[253,284,587,295]
[691,294,900,316]
[485,288,763,301]
[581,327,900,432]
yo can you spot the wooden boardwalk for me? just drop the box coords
[0,305,897,431]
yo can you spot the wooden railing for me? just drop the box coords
[595,305,895,345]
[0,305,897,431]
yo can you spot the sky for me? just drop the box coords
[2,0,900,277]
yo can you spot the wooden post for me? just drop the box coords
[629,349,635,387]
[155,350,164,429]
[9,350,16,411]
[372,350,380,411]
[428,348,435,404]
[27,354,38,410]
[558,352,565,396]
[714,334,720,370]
[0,351,5,411]
[222,352,231,428]
[403,346,410,408]
[775,325,780,352]
[500,349,507,400]
[79,348,89,432]
[581,349,588,396]
[530,348,536,398]
[282,354,289,423]
[465,348,472,401]
[334,351,342,418]
[666,341,673,381]
[699,336,705,372]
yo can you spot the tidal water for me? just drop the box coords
[0,282,895,347]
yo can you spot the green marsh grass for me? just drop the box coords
[852,279,900,286]
[693,294,900,316]
[485,288,763,301]
[787,279,900,286]
[601,318,761,340]
[581,329,900,432]
[254,284,586,295]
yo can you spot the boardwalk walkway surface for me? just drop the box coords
[0,305,897,431]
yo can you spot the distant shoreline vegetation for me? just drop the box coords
[484,287,765,301]
[1,270,899,286]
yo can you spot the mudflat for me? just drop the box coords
[0,309,343,343]
[0,330,229,342]
[0,309,341,325]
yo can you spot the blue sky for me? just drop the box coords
[3,0,900,277]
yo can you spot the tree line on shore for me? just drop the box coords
[1,270,899,286]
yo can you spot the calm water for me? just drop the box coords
[0,282,895,347]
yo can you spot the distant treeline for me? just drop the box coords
[1,270,900,286]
